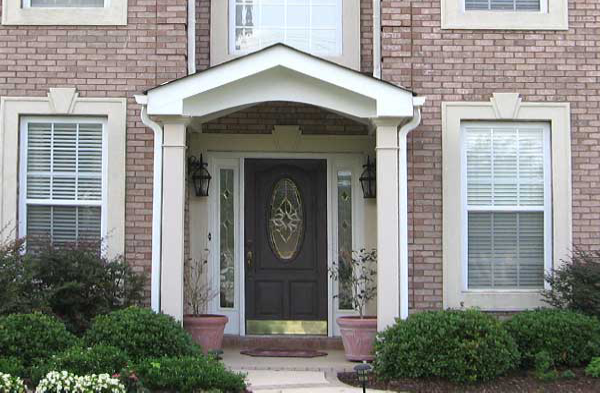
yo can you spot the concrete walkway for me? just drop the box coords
[222,347,390,392]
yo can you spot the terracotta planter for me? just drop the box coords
[337,316,377,362]
[184,314,229,354]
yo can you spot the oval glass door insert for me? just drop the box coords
[268,178,304,261]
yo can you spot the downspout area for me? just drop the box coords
[397,97,425,319]
[135,95,164,313]
[187,0,197,75]
[373,0,381,79]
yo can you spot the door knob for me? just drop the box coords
[246,251,253,267]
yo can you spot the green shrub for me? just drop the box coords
[30,345,130,384]
[533,350,558,381]
[0,313,78,368]
[0,358,24,378]
[504,309,600,368]
[133,356,246,393]
[543,249,600,318]
[585,357,600,378]
[374,309,520,383]
[84,307,200,361]
[31,243,146,334]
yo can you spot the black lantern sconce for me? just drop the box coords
[188,154,211,197]
[354,363,373,393]
[359,157,377,199]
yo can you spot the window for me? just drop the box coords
[463,124,551,289]
[230,0,342,56]
[441,0,567,30]
[2,0,127,25]
[464,0,543,12]
[337,170,353,310]
[219,168,235,309]
[24,0,105,7]
[20,118,106,247]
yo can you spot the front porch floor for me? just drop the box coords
[222,345,388,392]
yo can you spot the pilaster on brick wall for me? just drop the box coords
[0,0,189,304]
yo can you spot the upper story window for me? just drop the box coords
[441,0,567,30]
[211,0,359,70]
[230,0,342,56]
[2,0,126,25]
[464,0,544,12]
[24,0,105,7]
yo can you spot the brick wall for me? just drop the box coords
[381,0,600,311]
[0,0,189,302]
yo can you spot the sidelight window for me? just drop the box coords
[219,168,236,309]
[336,170,354,310]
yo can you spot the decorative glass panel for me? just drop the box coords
[337,171,353,310]
[231,0,342,56]
[268,178,304,261]
[219,169,235,309]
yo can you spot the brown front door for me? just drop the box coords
[245,159,328,335]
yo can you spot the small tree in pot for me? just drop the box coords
[183,253,229,354]
[330,249,377,361]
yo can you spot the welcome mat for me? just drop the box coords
[240,348,328,358]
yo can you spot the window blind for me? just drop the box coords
[29,0,105,7]
[465,0,541,11]
[24,120,103,246]
[465,125,547,289]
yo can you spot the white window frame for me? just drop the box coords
[23,0,108,8]
[441,0,568,30]
[462,0,547,13]
[460,122,553,292]
[2,0,126,25]
[228,0,343,57]
[18,116,109,248]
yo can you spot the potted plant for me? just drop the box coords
[330,249,377,361]
[183,254,229,354]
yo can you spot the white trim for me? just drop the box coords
[459,121,552,292]
[202,151,366,337]
[18,116,108,248]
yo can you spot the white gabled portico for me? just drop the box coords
[135,44,425,333]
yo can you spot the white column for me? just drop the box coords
[160,122,187,322]
[375,118,403,331]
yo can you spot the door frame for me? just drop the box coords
[205,151,365,337]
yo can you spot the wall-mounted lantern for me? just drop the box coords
[188,154,211,197]
[359,157,376,199]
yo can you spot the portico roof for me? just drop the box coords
[142,44,423,122]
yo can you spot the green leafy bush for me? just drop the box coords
[374,309,520,383]
[0,238,44,315]
[31,345,130,384]
[543,249,600,318]
[0,313,78,368]
[133,356,246,393]
[504,309,600,368]
[586,357,600,378]
[84,307,200,362]
[31,243,146,334]
[0,358,24,378]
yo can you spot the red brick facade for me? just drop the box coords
[3,1,599,311]
[0,0,188,301]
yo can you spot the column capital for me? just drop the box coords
[371,117,406,129]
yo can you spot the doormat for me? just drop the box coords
[240,348,328,358]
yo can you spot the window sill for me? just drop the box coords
[441,2,568,31]
[1,1,128,25]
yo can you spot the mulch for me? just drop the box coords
[338,369,600,393]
